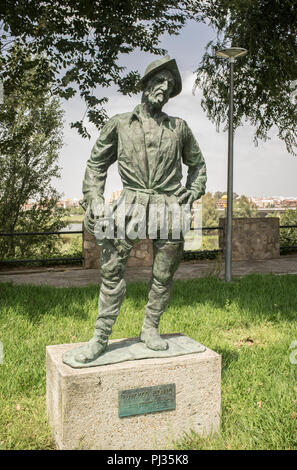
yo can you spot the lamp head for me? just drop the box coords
[216,47,248,62]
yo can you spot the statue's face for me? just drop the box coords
[143,70,175,109]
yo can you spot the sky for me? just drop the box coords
[53,20,297,201]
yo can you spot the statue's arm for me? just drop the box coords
[181,121,207,201]
[82,116,118,216]
[80,116,118,237]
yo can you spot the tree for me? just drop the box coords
[0,0,203,137]
[200,192,259,250]
[269,209,297,248]
[0,45,68,259]
[1,2,295,152]
[233,196,258,218]
[279,209,297,247]
[213,191,224,200]
[194,0,297,155]
[201,192,258,225]
[201,192,219,227]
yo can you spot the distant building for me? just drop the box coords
[57,198,80,209]
[249,196,297,211]
[22,193,297,212]
[216,196,227,210]
[281,199,297,209]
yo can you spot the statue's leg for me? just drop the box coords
[140,239,184,350]
[75,238,133,363]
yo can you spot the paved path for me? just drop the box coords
[1,254,297,287]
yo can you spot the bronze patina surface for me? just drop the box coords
[63,56,207,367]
[62,334,206,368]
[118,383,176,418]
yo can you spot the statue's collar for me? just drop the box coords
[129,104,169,125]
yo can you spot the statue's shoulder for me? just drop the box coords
[101,112,133,131]
[167,115,186,124]
[109,111,133,123]
[98,112,132,135]
[165,114,188,133]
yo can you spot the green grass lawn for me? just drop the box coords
[0,274,296,450]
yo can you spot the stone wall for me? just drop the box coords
[83,225,153,269]
[127,239,153,267]
[219,217,280,261]
[83,226,100,269]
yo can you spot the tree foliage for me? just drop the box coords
[0,45,68,259]
[201,192,219,227]
[1,1,295,153]
[194,0,297,155]
[269,209,297,248]
[233,195,258,218]
[279,209,297,247]
[201,192,259,227]
[0,0,204,137]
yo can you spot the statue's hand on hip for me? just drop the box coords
[175,187,195,206]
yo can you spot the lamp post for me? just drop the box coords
[216,47,247,282]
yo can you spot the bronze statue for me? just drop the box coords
[64,56,206,365]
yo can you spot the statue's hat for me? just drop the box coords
[140,55,182,97]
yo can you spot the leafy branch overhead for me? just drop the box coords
[0,0,203,137]
[193,0,297,155]
[0,1,296,154]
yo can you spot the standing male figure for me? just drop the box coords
[73,56,206,364]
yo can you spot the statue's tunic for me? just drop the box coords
[83,104,207,239]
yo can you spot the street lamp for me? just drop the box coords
[216,47,247,282]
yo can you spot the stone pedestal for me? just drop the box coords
[219,217,280,261]
[46,337,221,450]
[83,226,100,269]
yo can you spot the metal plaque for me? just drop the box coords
[118,383,176,418]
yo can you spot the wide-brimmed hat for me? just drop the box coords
[139,55,182,98]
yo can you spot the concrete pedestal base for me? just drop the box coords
[46,337,221,450]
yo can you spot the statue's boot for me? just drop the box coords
[75,278,126,363]
[140,239,184,351]
[74,237,131,364]
[140,314,168,351]
[140,278,171,351]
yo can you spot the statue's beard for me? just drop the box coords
[145,88,169,109]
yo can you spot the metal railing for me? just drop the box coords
[0,223,296,266]
[184,226,223,260]
[0,229,84,266]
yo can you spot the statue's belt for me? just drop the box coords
[123,186,178,196]
[80,187,181,214]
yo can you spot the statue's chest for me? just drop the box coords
[118,118,179,163]
[141,118,163,151]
